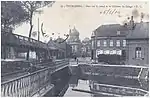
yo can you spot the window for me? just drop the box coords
[110,40,113,47]
[110,50,113,55]
[112,50,116,54]
[117,31,120,35]
[103,40,107,47]
[92,40,94,49]
[99,50,103,54]
[96,50,103,55]
[135,47,142,58]
[104,50,109,54]
[123,40,126,47]
[97,40,101,47]
[116,40,120,47]
[74,45,77,52]
[116,50,122,55]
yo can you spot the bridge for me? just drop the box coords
[1,33,70,97]
[1,33,149,97]
[1,59,69,97]
[1,33,66,60]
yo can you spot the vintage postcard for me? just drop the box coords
[1,0,149,97]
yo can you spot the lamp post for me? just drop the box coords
[94,31,97,63]
[92,31,97,63]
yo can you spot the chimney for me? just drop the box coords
[50,37,52,41]
[140,12,144,23]
[129,16,135,30]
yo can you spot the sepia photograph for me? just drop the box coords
[1,0,149,97]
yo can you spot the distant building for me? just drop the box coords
[91,23,128,63]
[67,26,82,57]
[126,22,149,66]
[81,37,91,57]
[91,16,149,66]
[55,37,72,58]
[1,32,50,60]
[47,37,72,59]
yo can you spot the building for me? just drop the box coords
[54,37,72,58]
[1,32,48,60]
[126,22,149,66]
[67,26,82,57]
[47,37,72,59]
[81,37,91,57]
[91,15,149,65]
[91,23,128,63]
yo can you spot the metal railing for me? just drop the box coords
[93,83,149,96]
[14,34,47,49]
[1,59,69,97]
[1,67,51,97]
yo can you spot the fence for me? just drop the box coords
[92,83,149,96]
[1,59,69,97]
[14,34,48,49]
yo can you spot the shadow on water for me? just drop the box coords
[44,66,149,97]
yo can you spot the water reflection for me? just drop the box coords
[63,75,149,97]
[64,76,93,97]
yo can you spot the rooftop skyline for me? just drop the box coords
[13,1,149,42]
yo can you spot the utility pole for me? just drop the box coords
[38,18,40,41]
[36,18,40,61]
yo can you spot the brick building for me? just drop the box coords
[91,16,149,65]
[91,24,128,63]
[126,22,149,66]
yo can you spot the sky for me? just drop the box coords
[13,1,149,42]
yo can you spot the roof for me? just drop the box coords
[47,40,66,51]
[94,24,128,37]
[47,40,59,50]
[126,22,149,40]
[1,33,50,49]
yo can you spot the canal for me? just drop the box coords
[44,68,148,97]
[63,75,148,97]
[43,61,149,97]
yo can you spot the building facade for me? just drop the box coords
[67,26,82,57]
[55,37,72,58]
[91,16,149,66]
[91,24,128,63]
[126,22,149,66]
[48,38,72,59]
[81,37,91,57]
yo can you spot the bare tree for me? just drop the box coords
[20,1,55,60]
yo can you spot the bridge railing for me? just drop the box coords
[1,59,69,97]
[92,83,149,96]
[14,34,47,49]
[1,66,51,97]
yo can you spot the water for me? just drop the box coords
[62,75,149,97]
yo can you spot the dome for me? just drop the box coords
[70,27,79,36]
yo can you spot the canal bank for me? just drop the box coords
[43,66,71,97]
[43,64,149,97]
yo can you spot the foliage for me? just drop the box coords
[19,1,55,60]
[19,1,55,38]
[1,1,29,33]
[1,1,55,60]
